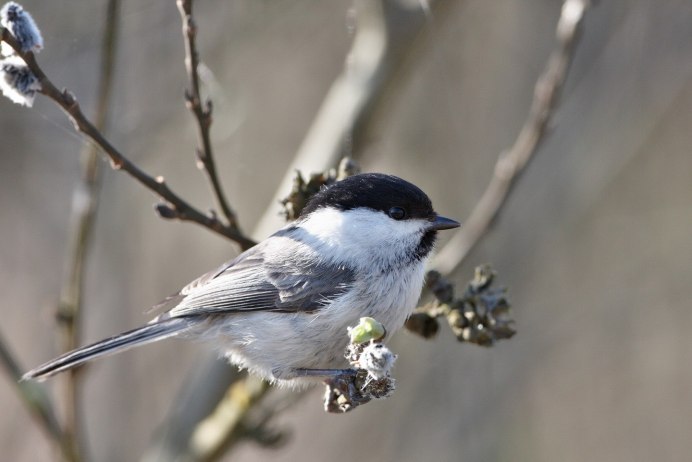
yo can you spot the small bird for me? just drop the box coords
[23,173,459,386]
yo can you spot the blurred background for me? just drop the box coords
[1,0,691,461]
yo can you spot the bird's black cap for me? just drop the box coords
[300,173,435,220]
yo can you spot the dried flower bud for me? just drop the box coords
[0,55,39,106]
[409,265,516,347]
[1,2,43,55]
[404,311,440,339]
[469,264,495,292]
[355,342,397,380]
[324,317,397,413]
[336,156,360,180]
[280,158,361,221]
[426,270,455,303]
[354,370,395,400]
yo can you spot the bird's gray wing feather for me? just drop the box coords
[147,247,254,315]
[163,231,355,317]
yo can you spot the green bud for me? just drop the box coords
[349,317,386,344]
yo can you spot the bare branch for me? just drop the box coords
[431,0,590,275]
[54,1,121,459]
[253,0,450,238]
[0,28,256,250]
[176,0,239,229]
[187,377,270,461]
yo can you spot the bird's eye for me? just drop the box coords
[387,206,407,220]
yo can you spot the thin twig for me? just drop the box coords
[55,1,121,459]
[431,0,590,275]
[0,28,256,250]
[176,0,239,229]
[0,331,77,462]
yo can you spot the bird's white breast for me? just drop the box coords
[200,206,431,387]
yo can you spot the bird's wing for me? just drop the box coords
[159,232,355,318]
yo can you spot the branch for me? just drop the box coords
[186,376,270,461]
[0,28,256,250]
[0,331,77,462]
[176,0,239,229]
[55,1,121,459]
[252,0,450,238]
[431,0,590,275]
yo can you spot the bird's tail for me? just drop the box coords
[22,317,192,381]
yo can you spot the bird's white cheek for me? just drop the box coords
[298,207,428,269]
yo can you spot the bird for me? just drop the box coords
[23,173,460,387]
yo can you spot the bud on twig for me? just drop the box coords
[1,2,43,56]
[154,203,178,220]
[0,54,39,106]
[324,317,397,413]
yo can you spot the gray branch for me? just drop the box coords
[431,0,590,275]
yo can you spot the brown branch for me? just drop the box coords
[0,331,78,462]
[176,0,239,229]
[0,28,256,251]
[54,1,121,460]
[431,0,590,275]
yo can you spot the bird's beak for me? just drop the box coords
[430,215,461,231]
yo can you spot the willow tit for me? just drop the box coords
[23,173,459,386]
